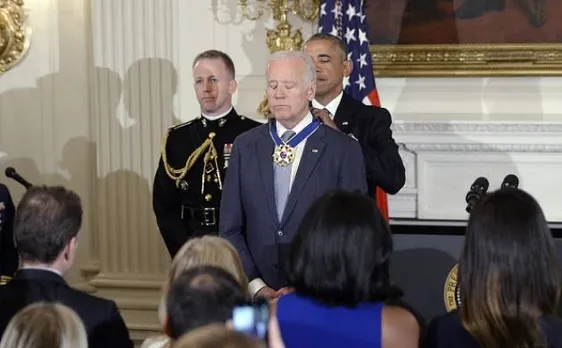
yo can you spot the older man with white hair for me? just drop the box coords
[219,50,368,301]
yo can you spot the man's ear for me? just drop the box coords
[64,237,78,261]
[307,81,317,101]
[163,314,172,337]
[343,59,353,77]
[228,79,238,95]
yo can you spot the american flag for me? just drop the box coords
[318,0,389,220]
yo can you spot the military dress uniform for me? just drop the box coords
[0,184,18,284]
[153,108,261,258]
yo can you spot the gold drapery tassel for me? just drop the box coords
[161,131,219,188]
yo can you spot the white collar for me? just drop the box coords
[311,91,343,119]
[276,113,313,138]
[201,106,233,121]
[20,265,63,276]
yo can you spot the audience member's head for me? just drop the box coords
[14,186,82,274]
[159,236,248,324]
[165,265,247,341]
[287,190,400,306]
[460,187,561,348]
[0,302,88,348]
[172,324,263,348]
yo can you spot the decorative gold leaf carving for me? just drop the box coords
[0,0,31,75]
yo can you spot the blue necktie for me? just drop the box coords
[274,130,296,220]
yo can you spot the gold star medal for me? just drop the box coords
[273,144,295,166]
[269,119,322,167]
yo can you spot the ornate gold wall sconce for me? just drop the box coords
[0,0,31,75]
[238,0,319,116]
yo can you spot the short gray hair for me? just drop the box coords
[266,50,317,84]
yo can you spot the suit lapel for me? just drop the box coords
[255,126,278,223]
[334,93,359,133]
[280,126,326,225]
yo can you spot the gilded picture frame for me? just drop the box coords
[365,1,562,77]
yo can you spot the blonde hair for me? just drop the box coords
[159,236,248,324]
[172,324,263,348]
[0,302,88,348]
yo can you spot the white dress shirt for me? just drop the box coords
[311,91,344,118]
[312,92,359,141]
[248,112,315,297]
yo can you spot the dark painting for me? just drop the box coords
[365,0,560,45]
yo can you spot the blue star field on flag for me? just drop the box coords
[318,0,380,106]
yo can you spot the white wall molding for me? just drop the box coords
[392,121,562,134]
[403,143,562,153]
[389,121,562,222]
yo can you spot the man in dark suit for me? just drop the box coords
[303,33,405,197]
[153,50,260,258]
[0,183,18,283]
[0,186,133,348]
[219,50,367,301]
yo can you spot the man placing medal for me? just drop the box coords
[219,50,368,301]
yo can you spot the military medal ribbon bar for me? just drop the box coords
[269,119,321,166]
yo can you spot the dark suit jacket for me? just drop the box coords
[219,121,368,290]
[333,93,405,195]
[0,184,18,279]
[0,269,133,348]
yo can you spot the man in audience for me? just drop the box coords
[0,183,18,283]
[164,265,246,342]
[220,50,367,301]
[0,186,133,348]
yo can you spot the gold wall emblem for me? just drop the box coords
[0,0,31,74]
[444,263,462,312]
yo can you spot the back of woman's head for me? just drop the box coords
[460,187,561,348]
[159,236,248,324]
[172,324,263,348]
[170,236,248,289]
[287,190,399,306]
[0,302,88,348]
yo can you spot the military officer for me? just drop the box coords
[0,183,18,284]
[152,50,261,258]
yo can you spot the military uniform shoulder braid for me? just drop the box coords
[160,118,220,189]
[170,118,196,131]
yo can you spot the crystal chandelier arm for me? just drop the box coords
[291,0,320,21]
[238,0,268,21]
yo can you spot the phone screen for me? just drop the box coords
[232,302,269,340]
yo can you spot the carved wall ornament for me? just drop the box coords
[238,0,319,116]
[0,0,31,75]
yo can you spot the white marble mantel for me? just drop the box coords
[388,121,562,222]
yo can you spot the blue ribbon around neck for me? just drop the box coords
[269,118,321,147]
